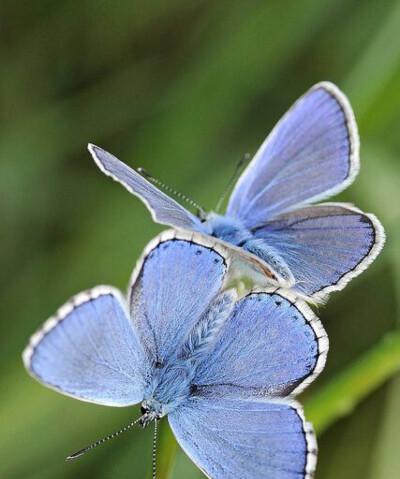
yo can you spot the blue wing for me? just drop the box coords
[169,397,316,479]
[194,291,328,398]
[252,204,385,299]
[88,144,204,231]
[227,82,359,226]
[23,286,148,406]
[129,232,230,364]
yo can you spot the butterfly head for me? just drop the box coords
[139,404,160,428]
[205,212,251,245]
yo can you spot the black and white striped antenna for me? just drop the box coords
[152,419,159,479]
[138,167,207,220]
[66,415,143,461]
[215,152,250,213]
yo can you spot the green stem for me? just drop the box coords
[305,329,400,434]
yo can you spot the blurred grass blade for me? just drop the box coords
[368,378,400,479]
[344,0,400,121]
[306,330,400,434]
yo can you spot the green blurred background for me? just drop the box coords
[2,1,400,478]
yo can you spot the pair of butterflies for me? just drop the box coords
[23,82,384,479]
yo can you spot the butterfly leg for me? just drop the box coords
[242,238,294,285]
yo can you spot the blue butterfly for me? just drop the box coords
[23,230,328,478]
[89,82,385,302]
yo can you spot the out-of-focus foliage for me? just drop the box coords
[1,1,400,478]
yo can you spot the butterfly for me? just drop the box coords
[89,81,385,302]
[23,229,328,479]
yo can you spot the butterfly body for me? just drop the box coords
[89,81,385,301]
[23,230,327,478]
[142,289,236,417]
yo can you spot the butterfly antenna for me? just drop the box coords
[138,167,207,220]
[152,419,159,479]
[215,152,250,213]
[66,415,143,461]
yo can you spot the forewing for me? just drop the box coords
[129,230,230,364]
[169,397,316,479]
[227,82,359,226]
[89,144,203,230]
[194,291,327,398]
[253,203,385,299]
[23,286,148,406]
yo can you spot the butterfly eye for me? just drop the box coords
[141,406,149,415]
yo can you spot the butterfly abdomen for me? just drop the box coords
[181,290,236,362]
[242,238,295,285]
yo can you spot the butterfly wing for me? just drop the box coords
[169,397,316,479]
[23,286,148,406]
[128,230,230,364]
[193,290,327,398]
[252,203,385,299]
[227,82,359,227]
[88,144,204,231]
[170,289,322,477]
